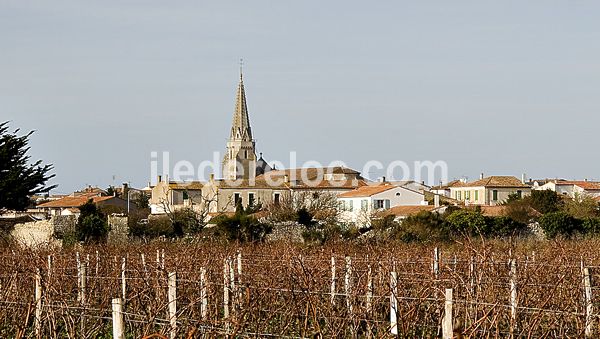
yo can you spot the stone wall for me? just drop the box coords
[52,215,77,237]
[266,221,306,243]
[108,214,129,243]
[11,218,63,248]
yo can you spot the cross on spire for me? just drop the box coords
[239,58,244,80]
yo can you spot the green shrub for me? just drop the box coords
[582,217,600,236]
[539,211,581,238]
[391,211,448,243]
[445,209,488,236]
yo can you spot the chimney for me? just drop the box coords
[284,175,289,183]
[380,176,386,183]
[521,173,527,184]
[421,180,425,185]
[434,194,440,208]
[210,173,215,182]
[158,175,162,183]
[480,173,484,180]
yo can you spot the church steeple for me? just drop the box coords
[230,70,253,141]
[222,62,257,180]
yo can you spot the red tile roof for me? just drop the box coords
[38,196,116,208]
[338,184,396,198]
[382,205,436,217]
[455,176,529,188]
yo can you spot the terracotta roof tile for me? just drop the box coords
[338,184,396,198]
[455,176,529,188]
[382,205,435,217]
[38,196,116,208]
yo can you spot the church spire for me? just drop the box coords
[230,60,252,141]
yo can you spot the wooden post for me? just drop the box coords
[442,288,453,339]
[345,256,353,314]
[331,256,336,306]
[161,249,165,270]
[223,259,230,331]
[168,272,177,339]
[229,257,235,313]
[76,252,82,302]
[390,271,398,335]
[141,253,147,277]
[433,247,440,277]
[237,251,243,306]
[80,264,86,305]
[95,250,99,276]
[121,257,126,302]
[583,267,593,338]
[112,298,124,339]
[34,268,42,338]
[366,264,373,313]
[509,258,517,333]
[47,255,52,280]
[200,267,208,320]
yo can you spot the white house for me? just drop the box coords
[449,175,531,206]
[533,180,600,199]
[337,183,427,226]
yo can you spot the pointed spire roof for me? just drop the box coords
[229,66,253,141]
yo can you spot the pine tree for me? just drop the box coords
[0,122,56,212]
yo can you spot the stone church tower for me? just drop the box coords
[222,70,257,180]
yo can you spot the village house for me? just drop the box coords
[533,180,600,199]
[149,176,204,214]
[37,195,128,217]
[430,180,463,198]
[449,175,531,206]
[337,183,427,226]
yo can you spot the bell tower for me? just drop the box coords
[222,63,256,180]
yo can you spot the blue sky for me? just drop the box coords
[2,1,599,193]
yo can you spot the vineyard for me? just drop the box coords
[0,239,599,338]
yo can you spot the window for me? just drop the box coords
[348,200,354,212]
[466,191,470,200]
[492,190,498,201]
[361,199,368,211]
[457,191,462,200]
[244,150,248,158]
[474,190,479,201]
[385,199,390,209]
[516,190,522,198]
[234,193,242,206]
[273,193,280,205]
[182,190,189,200]
[374,200,385,209]
[248,193,255,207]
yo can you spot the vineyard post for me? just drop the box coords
[141,253,147,278]
[47,255,52,280]
[200,267,208,320]
[345,256,353,315]
[112,298,124,339]
[433,247,440,278]
[583,267,593,338]
[366,264,373,313]
[331,256,336,306]
[229,257,236,314]
[237,251,243,307]
[95,250,99,276]
[509,258,517,334]
[442,288,453,339]
[168,272,177,339]
[76,252,82,302]
[223,258,230,331]
[80,264,87,305]
[121,257,126,302]
[34,268,42,339]
[390,271,398,335]
[161,249,165,270]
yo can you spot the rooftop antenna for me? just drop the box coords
[239,58,244,80]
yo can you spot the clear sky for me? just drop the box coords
[2,1,599,194]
